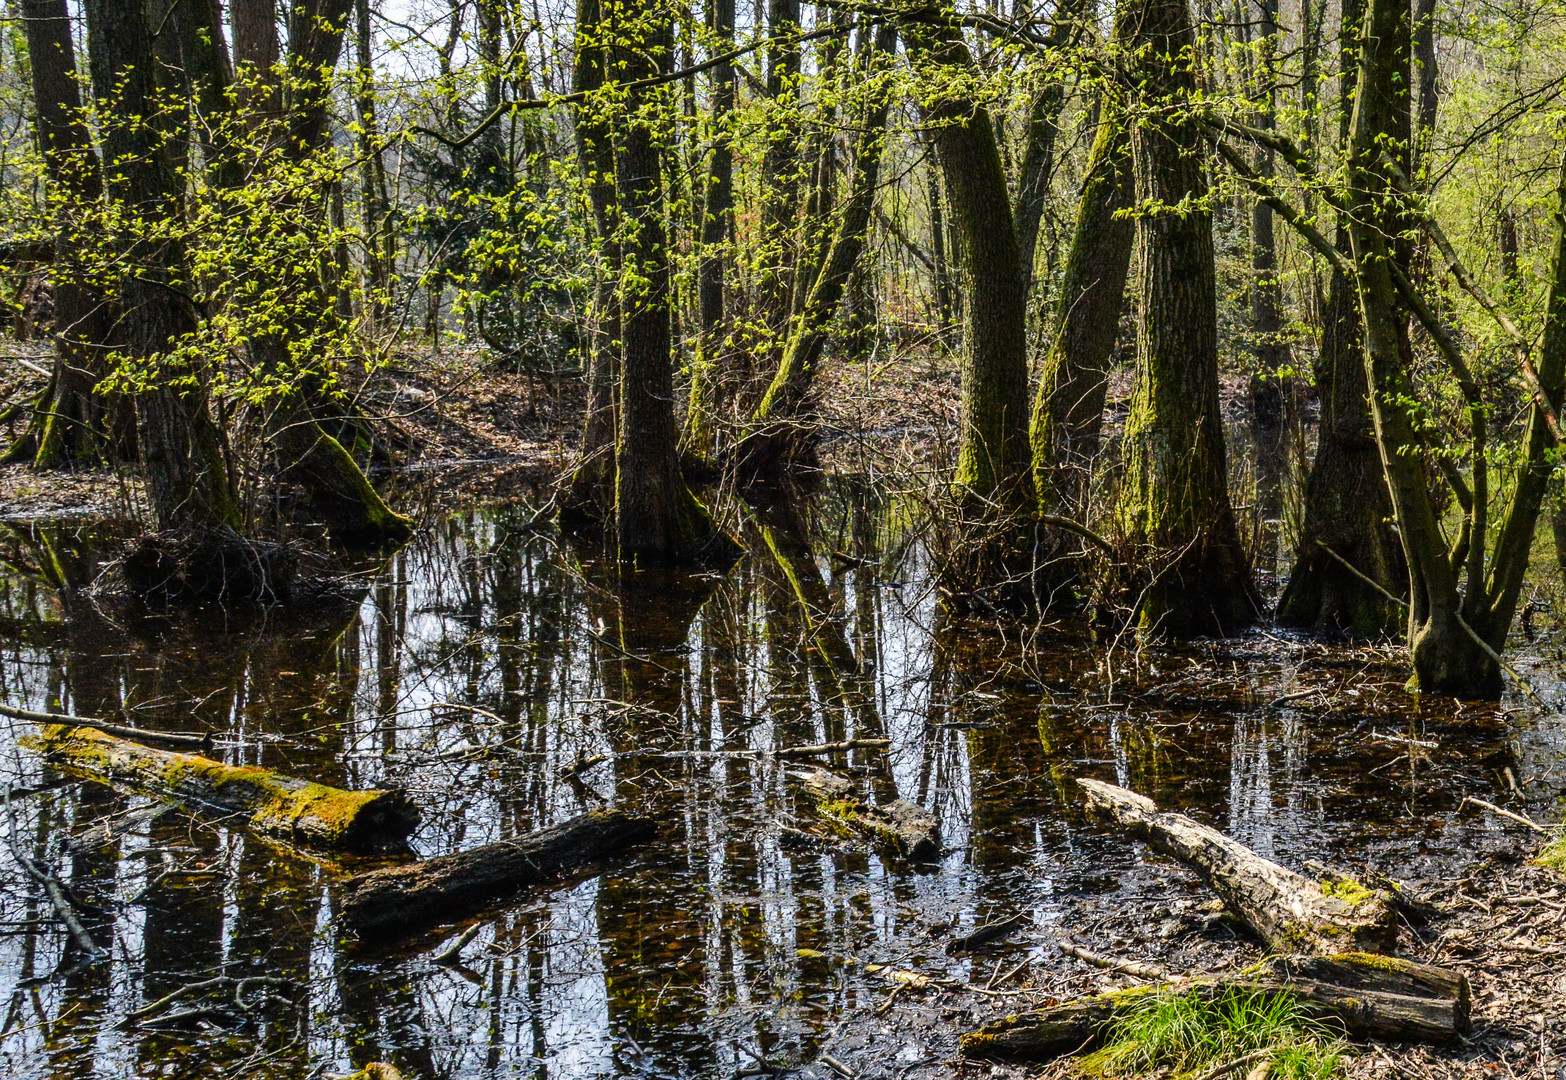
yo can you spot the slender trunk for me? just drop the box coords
[739,22,898,471]
[927,145,952,332]
[11,0,121,468]
[355,0,394,322]
[563,0,621,523]
[1248,0,1290,434]
[681,0,737,463]
[229,0,281,121]
[757,0,802,369]
[1029,79,1134,518]
[1113,0,1256,636]
[610,0,734,567]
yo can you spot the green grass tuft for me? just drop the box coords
[1539,834,1566,876]
[1077,987,1343,1079]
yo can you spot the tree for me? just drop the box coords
[1112,0,1257,636]
[606,0,734,566]
[1276,0,1408,636]
[80,0,240,532]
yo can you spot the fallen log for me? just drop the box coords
[338,809,658,939]
[25,725,417,852]
[1078,778,1396,954]
[962,952,1471,1061]
[793,767,939,862]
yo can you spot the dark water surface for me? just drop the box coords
[0,485,1562,1079]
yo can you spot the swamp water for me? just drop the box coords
[0,485,1562,1079]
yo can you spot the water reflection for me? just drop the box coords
[0,487,1556,1079]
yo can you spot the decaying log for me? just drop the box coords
[25,725,417,851]
[339,809,658,938]
[962,952,1471,1061]
[793,767,940,862]
[1079,778,1396,954]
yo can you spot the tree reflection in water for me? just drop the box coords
[0,487,1533,1078]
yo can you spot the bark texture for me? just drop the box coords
[28,725,418,851]
[1080,779,1397,954]
[1112,0,1255,636]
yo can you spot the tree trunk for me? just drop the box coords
[739,22,899,473]
[610,0,734,567]
[1277,0,1407,636]
[562,0,621,525]
[1113,0,1256,636]
[82,0,241,532]
[338,810,658,939]
[681,0,737,463]
[1029,83,1135,518]
[1080,779,1398,954]
[907,18,1032,531]
[27,725,418,851]
[355,0,395,324]
[756,0,803,369]
[11,0,122,468]
[962,953,1471,1061]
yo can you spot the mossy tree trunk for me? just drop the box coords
[681,0,737,465]
[738,22,899,474]
[8,0,125,469]
[906,17,1033,536]
[1277,0,1407,637]
[610,0,734,567]
[1113,0,1256,636]
[81,0,241,533]
[1029,12,1136,519]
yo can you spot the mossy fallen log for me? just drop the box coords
[25,725,417,851]
[961,953,1471,1061]
[793,767,940,862]
[338,809,659,939]
[1079,778,1397,954]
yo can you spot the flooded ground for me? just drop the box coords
[0,480,1562,1079]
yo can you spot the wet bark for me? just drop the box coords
[1112,0,1256,636]
[338,810,658,939]
[1080,779,1398,954]
[794,766,940,862]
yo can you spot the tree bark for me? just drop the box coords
[1277,0,1407,636]
[738,22,898,473]
[83,0,241,532]
[28,725,418,851]
[906,16,1032,533]
[1112,0,1256,636]
[11,0,121,468]
[681,0,737,463]
[338,810,658,938]
[609,0,734,567]
[1029,81,1135,518]
[1080,779,1398,954]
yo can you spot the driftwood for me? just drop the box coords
[25,725,417,851]
[793,767,939,861]
[962,953,1471,1061]
[1079,778,1397,954]
[339,809,658,939]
